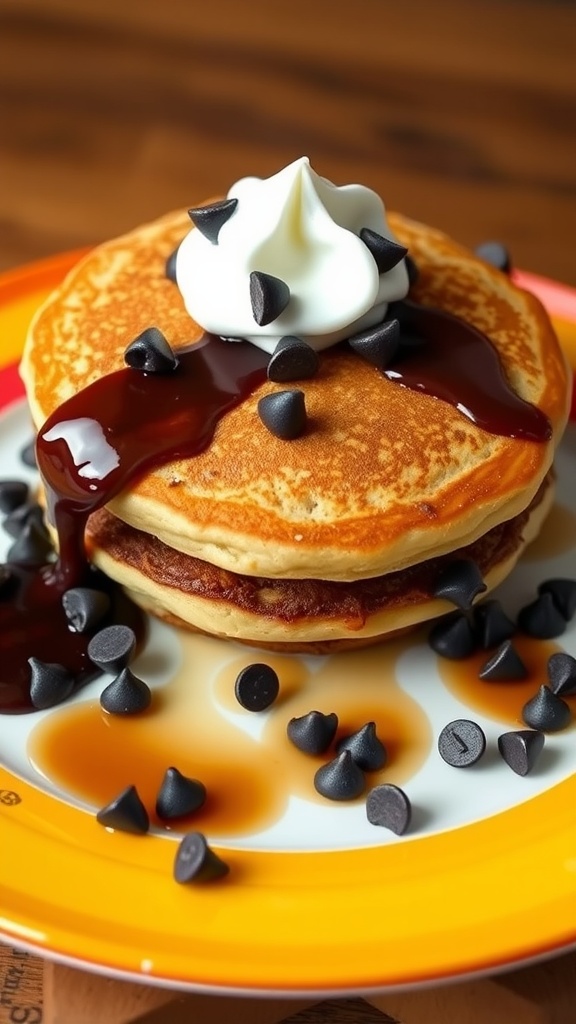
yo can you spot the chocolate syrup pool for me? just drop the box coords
[0,305,551,712]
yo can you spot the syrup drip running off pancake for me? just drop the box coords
[10,165,572,680]
[1,298,561,705]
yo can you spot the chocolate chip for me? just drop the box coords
[267,336,319,382]
[28,657,75,709]
[124,327,178,374]
[249,271,290,326]
[258,389,307,440]
[20,440,37,468]
[475,241,512,275]
[0,480,29,514]
[62,587,111,633]
[438,719,486,767]
[287,710,338,755]
[96,785,149,834]
[0,565,16,600]
[474,600,516,649]
[165,245,179,283]
[538,578,576,622]
[173,832,230,884]
[432,559,486,611]
[518,593,567,639]
[7,520,54,565]
[547,652,576,697]
[366,784,412,834]
[478,640,528,682]
[314,750,365,801]
[87,624,136,674]
[359,228,408,274]
[156,767,206,820]
[428,612,477,659]
[234,663,280,711]
[3,502,46,539]
[348,319,400,370]
[522,685,571,732]
[498,730,545,776]
[188,198,238,245]
[100,668,151,716]
[336,722,387,771]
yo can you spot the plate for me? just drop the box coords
[0,253,575,995]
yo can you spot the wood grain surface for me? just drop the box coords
[1,0,575,1021]
[1,946,576,1023]
[1,0,575,284]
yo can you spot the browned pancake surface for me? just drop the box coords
[21,209,570,581]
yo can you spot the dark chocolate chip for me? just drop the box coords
[96,785,149,834]
[348,318,400,370]
[478,640,528,682]
[498,730,545,776]
[314,750,365,801]
[3,502,46,539]
[156,767,206,820]
[0,480,29,514]
[249,271,290,326]
[287,710,338,755]
[474,600,516,649]
[257,389,307,440]
[187,197,238,245]
[20,440,37,468]
[359,228,408,274]
[438,719,486,767]
[475,241,512,275]
[7,520,54,565]
[336,722,387,771]
[267,336,319,382]
[62,587,111,633]
[28,657,75,709]
[538,578,576,622]
[0,565,17,600]
[173,832,230,884]
[428,612,477,659]
[518,593,567,639]
[234,663,280,711]
[87,624,136,674]
[432,559,486,612]
[547,652,576,697]
[124,327,178,374]
[405,254,420,286]
[165,245,179,283]
[522,685,571,732]
[100,668,151,716]
[366,784,412,834]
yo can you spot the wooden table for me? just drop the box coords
[0,1,575,1020]
[1,0,575,284]
[0,945,575,1023]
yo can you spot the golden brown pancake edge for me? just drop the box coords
[20,209,571,585]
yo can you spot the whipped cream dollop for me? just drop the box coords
[176,157,410,353]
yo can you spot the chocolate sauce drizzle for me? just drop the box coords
[0,303,551,712]
[387,302,551,442]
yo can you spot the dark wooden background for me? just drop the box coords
[1,1,575,1020]
[1,0,575,285]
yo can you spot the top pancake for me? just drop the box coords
[21,209,570,581]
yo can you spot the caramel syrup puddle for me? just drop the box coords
[28,634,432,841]
[437,635,575,726]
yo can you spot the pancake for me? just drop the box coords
[83,478,552,651]
[20,171,571,649]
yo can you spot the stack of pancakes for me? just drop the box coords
[21,209,570,651]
